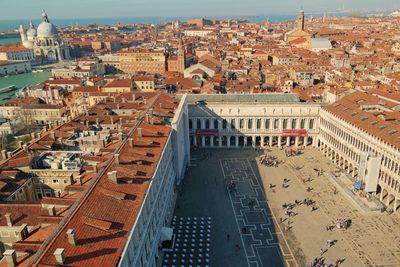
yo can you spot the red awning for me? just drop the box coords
[282,129,308,137]
[196,129,219,136]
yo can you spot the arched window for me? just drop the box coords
[239,119,244,129]
[300,119,305,129]
[291,119,297,129]
[222,119,227,129]
[214,119,218,129]
[247,119,253,129]
[283,119,288,129]
[197,119,201,129]
[256,119,261,129]
[309,119,314,129]
[231,119,236,129]
[265,119,270,129]
[205,119,210,129]
[274,119,279,129]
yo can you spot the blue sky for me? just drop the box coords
[1,0,399,20]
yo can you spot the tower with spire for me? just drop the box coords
[177,38,185,74]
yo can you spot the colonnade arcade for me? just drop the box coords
[319,110,400,212]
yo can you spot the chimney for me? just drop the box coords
[114,153,120,165]
[110,117,114,125]
[137,128,143,138]
[3,250,17,267]
[107,170,118,184]
[96,118,99,125]
[53,248,65,265]
[118,133,123,142]
[85,120,89,127]
[6,152,12,159]
[18,141,23,148]
[146,114,150,124]
[66,229,77,246]
[132,93,136,101]
[47,205,56,216]
[122,97,126,103]
[117,103,120,110]
[5,213,13,227]
[128,138,134,147]
[149,108,153,115]
[50,131,55,140]
[93,164,98,173]
[76,175,82,186]
[1,150,6,160]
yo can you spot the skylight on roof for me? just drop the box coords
[351,112,358,116]
[360,116,368,121]
[380,125,387,130]
[388,130,397,135]
[370,121,378,125]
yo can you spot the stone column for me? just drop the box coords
[252,136,256,147]
[201,136,205,147]
[219,136,222,147]
[194,136,197,147]
[269,136,273,147]
[286,137,290,147]
[227,136,231,147]
[236,136,239,148]
[278,136,282,148]
[244,137,247,147]
[295,137,299,147]
[210,136,214,147]
[261,136,265,147]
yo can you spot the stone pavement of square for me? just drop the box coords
[220,158,297,267]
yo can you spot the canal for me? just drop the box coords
[0,71,51,103]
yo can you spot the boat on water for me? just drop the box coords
[0,85,18,94]
[32,69,44,73]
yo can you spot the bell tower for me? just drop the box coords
[177,38,185,74]
[297,9,305,31]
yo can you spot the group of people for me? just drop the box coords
[311,257,344,267]
[226,180,237,193]
[258,154,281,167]
[284,146,303,157]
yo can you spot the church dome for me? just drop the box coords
[27,23,37,38]
[37,21,58,38]
[36,11,58,38]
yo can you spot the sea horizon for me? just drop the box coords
[0,12,358,32]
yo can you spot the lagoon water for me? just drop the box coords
[0,72,51,103]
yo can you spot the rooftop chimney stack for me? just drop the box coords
[54,248,65,265]
[128,138,134,148]
[47,205,56,216]
[1,150,7,160]
[114,153,120,165]
[3,250,17,267]
[137,128,143,138]
[5,213,13,227]
[107,170,118,184]
[66,229,77,246]
[76,175,83,186]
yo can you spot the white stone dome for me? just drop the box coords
[37,21,58,38]
[27,24,37,38]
